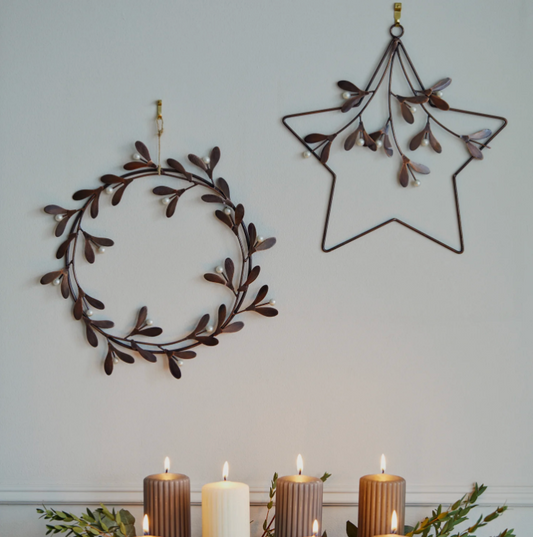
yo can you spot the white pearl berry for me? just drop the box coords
[376,139,383,148]
[145,319,154,326]
[206,325,215,334]
[98,246,106,254]
[410,106,417,113]
[201,156,210,164]
[132,153,142,161]
[421,138,429,147]
[52,277,61,286]
[86,309,94,317]
[413,179,421,187]
[257,236,265,243]
[54,214,64,222]
[162,197,171,205]
[435,90,444,98]
[177,358,184,366]
[113,356,119,364]
[356,136,365,147]
[223,207,232,216]
[105,186,114,195]
[269,299,276,306]
[215,266,224,274]
[302,150,312,158]
[342,92,352,100]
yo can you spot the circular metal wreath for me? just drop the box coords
[40,142,278,380]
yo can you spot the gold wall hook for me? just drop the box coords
[394,3,402,26]
[157,100,163,120]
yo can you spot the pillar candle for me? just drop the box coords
[276,455,323,537]
[202,461,250,537]
[358,456,405,537]
[143,457,191,537]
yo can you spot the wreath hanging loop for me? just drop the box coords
[41,141,278,380]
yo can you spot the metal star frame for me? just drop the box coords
[283,17,507,254]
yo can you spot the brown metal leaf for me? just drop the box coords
[234,204,245,226]
[123,162,148,171]
[133,343,158,363]
[408,161,431,174]
[61,275,69,299]
[468,129,492,140]
[112,184,126,206]
[254,307,278,317]
[195,336,219,346]
[167,158,188,176]
[224,258,235,285]
[466,141,483,160]
[104,349,114,375]
[153,186,176,196]
[248,223,257,247]
[430,95,450,111]
[428,130,442,153]
[400,102,415,124]
[341,95,364,113]
[404,95,428,104]
[243,265,260,287]
[337,80,362,92]
[135,141,151,161]
[137,327,163,337]
[166,196,178,218]
[44,205,66,215]
[100,174,124,185]
[194,314,210,334]
[72,190,94,201]
[362,130,377,151]
[91,320,114,329]
[410,129,426,151]
[216,178,231,199]
[383,134,393,157]
[168,355,182,379]
[399,162,409,187]
[113,348,135,364]
[73,295,84,320]
[253,284,268,306]
[320,141,332,163]
[217,304,227,332]
[85,322,98,348]
[222,322,244,333]
[215,210,233,228]
[210,147,221,170]
[201,194,225,203]
[85,294,105,310]
[255,237,276,251]
[40,270,63,285]
[344,129,359,151]
[55,215,70,237]
[135,306,148,330]
[204,273,226,285]
[56,234,75,259]
[90,193,100,219]
[188,153,207,171]
[304,133,329,143]
[431,78,452,91]
[84,238,95,264]
[174,350,197,359]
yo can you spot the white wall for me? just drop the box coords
[1,0,532,535]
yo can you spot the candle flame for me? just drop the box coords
[164,456,170,473]
[381,454,386,474]
[312,519,319,536]
[143,514,149,535]
[297,454,303,475]
[391,510,398,534]
[223,461,229,481]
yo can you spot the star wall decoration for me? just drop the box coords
[282,21,507,254]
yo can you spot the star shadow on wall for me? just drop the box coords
[282,29,507,254]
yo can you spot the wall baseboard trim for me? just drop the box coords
[1,485,532,507]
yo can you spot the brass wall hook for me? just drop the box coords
[394,3,402,26]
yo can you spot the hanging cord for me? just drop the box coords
[156,100,164,175]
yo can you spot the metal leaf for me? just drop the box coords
[90,193,100,219]
[61,275,69,299]
[337,80,361,92]
[100,174,124,185]
[222,322,244,333]
[399,161,409,187]
[153,186,176,196]
[40,270,63,285]
[341,95,364,113]
[404,95,429,104]
[248,223,257,247]
[210,147,221,170]
[85,322,98,348]
[466,141,483,160]
[91,320,114,329]
[167,158,188,176]
[104,349,114,375]
[409,129,426,151]
[217,304,227,332]
[89,236,114,247]
[253,284,268,306]
[113,348,135,364]
[201,194,225,203]
[431,77,452,91]
[72,190,94,201]
[234,204,245,226]
[137,327,163,337]
[215,210,233,228]
[243,265,260,287]
[344,129,359,151]
[195,336,219,346]
[429,130,442,153]
[174,350,197,359]
[44,205,66,215]
[362,130,377,151]
[84,238,95,264]
[54,215,70,237]
[383,134,393,157]
[123,162,148,170]
[254,307,278,317]
[430,95,450,111]
[85,294,105,310]
[188,153,207,171]
[216,178,230,199]
[166,196,178,218]
[304,133,329,143]
[400,102,415,124]
[56,234,75,259]
[320,141,332,163]
[73,295,84,320]
[255,237,276,251]
[112,184,126,206]
[135,141,151,161]
[133,343,157,363]
[168,355,182,379]
[468,129,492,140]
[135,306,148,330]
[204,273,226,285]
[408,161,431,174]
[224,258,235,285]
[194,313,210,334]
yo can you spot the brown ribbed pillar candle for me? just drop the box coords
[357,457,405,537]
[275,455,323,537]
[143,459,191,537]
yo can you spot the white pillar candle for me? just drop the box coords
[202,461,250,537]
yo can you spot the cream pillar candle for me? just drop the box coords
[202,461,250,537]
[276,455,323,537]
[143,457,191,537]
[358,456,405,537]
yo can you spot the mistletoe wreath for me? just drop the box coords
[41,142,277,380]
